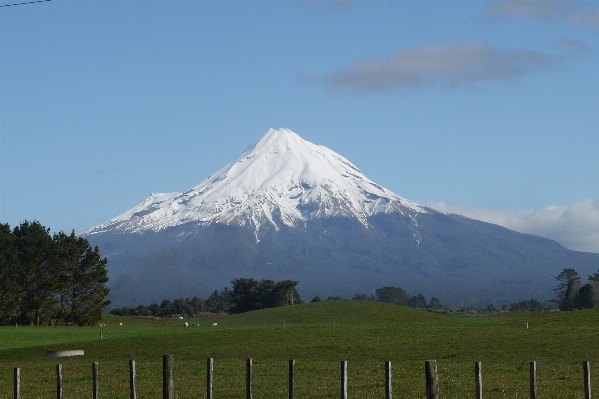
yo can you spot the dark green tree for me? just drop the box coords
[0,223,20,323]
[310,296,322,303]
[229,278,301,314]
[352,293,375,301]
[408,293,428,308]
[159,300,174,317]
[554,268,581,310]
[173,298,195,317]
[148,303,160,316]
[190,296,206,314]
[54,231,110,325]
[375,286,409,306]
[428,297,443,310]
[510,299,545,311]
[577,284,595,309]
[13,221,61,325]
[230,278,259,313]
[485,304,498,312]
[587,270,599,306]
[136,305,149,316]
[206,288,232,313]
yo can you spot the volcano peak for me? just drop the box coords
[86,128,428,239]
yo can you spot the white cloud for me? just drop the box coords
[426,199,599,254]
[322,42,555,92]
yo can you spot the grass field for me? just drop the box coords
[1,301,598,398]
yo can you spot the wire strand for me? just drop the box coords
[0,0,51,8]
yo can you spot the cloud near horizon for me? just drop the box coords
[426,199,599,254]
[322,42,555,92]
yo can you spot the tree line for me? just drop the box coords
[111,282,446,318]
[0,221,110,326]
[110,278,301,317]
[314,287,444,310]
[554,268,599,310]
[112,268,599,319]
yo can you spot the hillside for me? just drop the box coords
[1,301,599,398]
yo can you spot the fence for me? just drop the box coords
[9,357,594,399]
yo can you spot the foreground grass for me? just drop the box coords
[1,301,598,398]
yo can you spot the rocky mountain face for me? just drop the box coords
[85,129,599,308]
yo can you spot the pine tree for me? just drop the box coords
[54,231,110,326]
[0,223,20,323]
[554,268,581,310]
[229,278,301,314]
[577,283,595,309]
[205,288,232,313]
[13,221,61,325]
[375,286,409,306]
[428,297,443,310]
[408,293,428,308]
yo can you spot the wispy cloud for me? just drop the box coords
[93,168,118,177]
[427,199,599,254]
[321,42,555,92]
[553,38,588,54]
[487,0,569,19]
[569,7,599,26]
[488,0,599,29]
[296,0,353,10]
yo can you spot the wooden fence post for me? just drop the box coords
[207,358,213,399]
[246,358,253,399]
[163,354,174,399]
[92,362,99,399]
[529,361,537,399]
[129,360,137,399]
[475,361,482,399]
[56,364,63,399]
[289,359,295,399]
[13,368,20,399]
[340,360,348,399]
[584,361,591,399]
[385,361,392,399]
[425,360,439,399]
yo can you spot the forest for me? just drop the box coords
[0,221,110,326]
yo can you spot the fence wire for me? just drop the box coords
[0,359,596,398]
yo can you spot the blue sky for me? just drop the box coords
[1,0,598,252]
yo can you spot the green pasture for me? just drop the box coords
[1,301,598,398]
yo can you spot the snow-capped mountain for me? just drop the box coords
[86,128,429,240]
[83,128,599,308]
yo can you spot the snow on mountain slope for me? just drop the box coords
[85,128,429,240]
